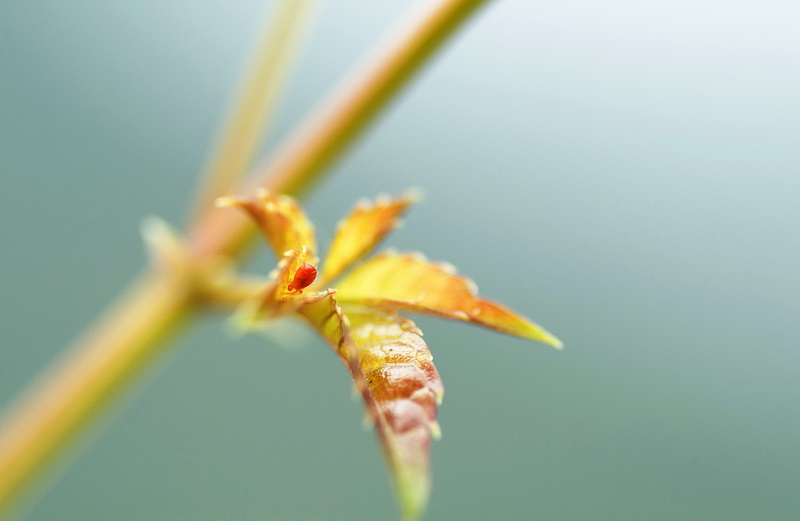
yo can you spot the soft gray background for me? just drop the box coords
[2,1,799,520]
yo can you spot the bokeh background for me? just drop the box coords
[2,1,799,520]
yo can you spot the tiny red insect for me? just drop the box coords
[287,262,317,294]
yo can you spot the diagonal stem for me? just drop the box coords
[0,273,194,514]
[188,0,489,258]
[189,0,317,224]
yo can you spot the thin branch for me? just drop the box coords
[188,0,489,259]
[0,273,194,513]
[189,0,317,224]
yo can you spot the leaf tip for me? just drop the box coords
[214,195,238,208]
[140,216,188,272]
[139,215,174,249]
[430,421,442,440]
[526,325,564,350]
[402,186,425,204]
[396,470,430,521]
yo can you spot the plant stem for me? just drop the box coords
[189,0,317,224]
[0,0,491,516]
[188,0,489,259]
[0,273,193,514]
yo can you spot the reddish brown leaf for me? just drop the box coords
[299,295,442,521]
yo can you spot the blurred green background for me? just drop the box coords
[2,1,799,520]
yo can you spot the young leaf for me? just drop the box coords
[299,295,443,521]
[335,251,563,347]
[217,188,317,258]
[218,190,564,520]
[320,191,418,284]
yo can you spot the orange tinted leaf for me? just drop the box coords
[217,189,317,259]
[299,296,442,521]
[320,191,418,284]
[336,251,563,348]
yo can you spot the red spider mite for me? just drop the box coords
[287,262,317,294]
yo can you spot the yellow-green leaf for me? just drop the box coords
[336,251,563,348]
[320,191,418,284]
[299,295,442,521]
[217,189,317,259]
